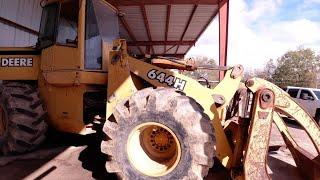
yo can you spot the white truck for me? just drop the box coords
[284,86,320,124]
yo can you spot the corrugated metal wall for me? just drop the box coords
[0,0,42,47]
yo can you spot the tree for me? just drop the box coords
[244,59,276,82]
[272,48,319,88]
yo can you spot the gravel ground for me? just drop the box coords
[0,121,317,180]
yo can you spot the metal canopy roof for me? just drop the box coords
[107,0,220,58]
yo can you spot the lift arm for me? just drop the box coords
[245,78,320,180]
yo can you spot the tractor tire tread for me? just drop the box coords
[0,82,47,155]
[102,87,215,179]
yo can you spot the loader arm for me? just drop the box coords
[244,78,320,179]
[247,78,320,153]
[105,39,320,179]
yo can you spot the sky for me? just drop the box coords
[186,0,320,69]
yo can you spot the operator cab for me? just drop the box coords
[37,0,119,71]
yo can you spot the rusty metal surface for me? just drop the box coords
[247,78,320,180]
[260,89,274,109]
[243,89,275,180]
[246,78,320,155]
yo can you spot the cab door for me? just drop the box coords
[39,0,82,71]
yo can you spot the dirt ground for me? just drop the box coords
[0,121,317,180]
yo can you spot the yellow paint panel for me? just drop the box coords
[39,75,86,133]
[41,45,80,71]
[43,71,107,86]
[79,71,107,84]
[106,41,137,118]
[128,57,214,117]
[102,42,113,71]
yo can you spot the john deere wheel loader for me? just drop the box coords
[0,0,319,179]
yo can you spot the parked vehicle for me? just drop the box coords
[284,86,320,123]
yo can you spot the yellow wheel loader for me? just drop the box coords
[0,0,319,179]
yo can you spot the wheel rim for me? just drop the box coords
[0,105,7,137]
[127,122,181,177]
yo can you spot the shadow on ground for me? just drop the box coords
[0,144,66,179]
[0,121,117,180]
[268,155,302,180]
[45,123,117,180]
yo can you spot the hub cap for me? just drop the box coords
[127,122,181,177]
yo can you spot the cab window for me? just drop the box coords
[85,0,102,70]
[84,0,119,70]
[288,89,299,98]
[299,90,314,100]
[38,3,59,49]
[56,0,79,46]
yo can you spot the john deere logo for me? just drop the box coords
[0,58,33,67]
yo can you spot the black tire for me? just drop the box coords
[0,81,48,155]
[101,87,215,179]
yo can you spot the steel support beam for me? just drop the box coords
[128,41,195,46]
[140,5,155,54]
[164,5,171,54]
[219,0,229,80]
[108,0,219,6]
[165,45,177,54]
[0,16,39,36]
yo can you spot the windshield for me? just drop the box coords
[313,90,320,100]
[38,0,79,49]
